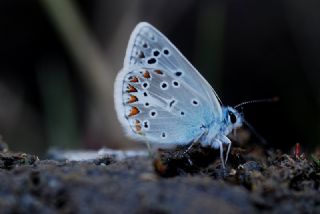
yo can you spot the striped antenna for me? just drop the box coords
[234,97,279,109]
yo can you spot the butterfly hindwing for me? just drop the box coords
[116,66,213,144]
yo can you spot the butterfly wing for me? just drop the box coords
[124,22,222,112]
[114,22,223,144]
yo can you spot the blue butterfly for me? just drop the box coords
[114,22,243,168]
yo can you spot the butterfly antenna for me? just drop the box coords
[234,97,279,109]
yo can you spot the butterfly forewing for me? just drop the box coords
[124,22,222,115]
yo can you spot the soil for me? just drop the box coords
[0,140,319,214]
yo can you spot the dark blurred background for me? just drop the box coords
[0,0,319,156]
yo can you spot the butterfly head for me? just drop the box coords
[223,106,243,134]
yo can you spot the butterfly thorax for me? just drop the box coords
[202,106,243,147]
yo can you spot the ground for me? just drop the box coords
[0,141,319,214]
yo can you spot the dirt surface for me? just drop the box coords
[0,141,319,214]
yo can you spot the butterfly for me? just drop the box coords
[114,22,243,168]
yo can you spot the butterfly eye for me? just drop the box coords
[228,111,237,124]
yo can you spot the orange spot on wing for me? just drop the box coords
[128,106,140,117]
[154,69,163,75]
[126,84,137,92]
[143,71,151,78]
[135,120,142,132]
[129,76,139,83]
[128,95,138,103]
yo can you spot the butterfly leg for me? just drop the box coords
[183,128,206,154]
[181,130,206,166]
[185,153,193,166]
[218,140,226,169]
[183,142,195,155]
[181,143,194,166]
[144,141,153,158]
[221,135,232,165]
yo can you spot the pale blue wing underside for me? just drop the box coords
[117,67,211,144]
[124,22,222,115]
[114,22,223,144]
